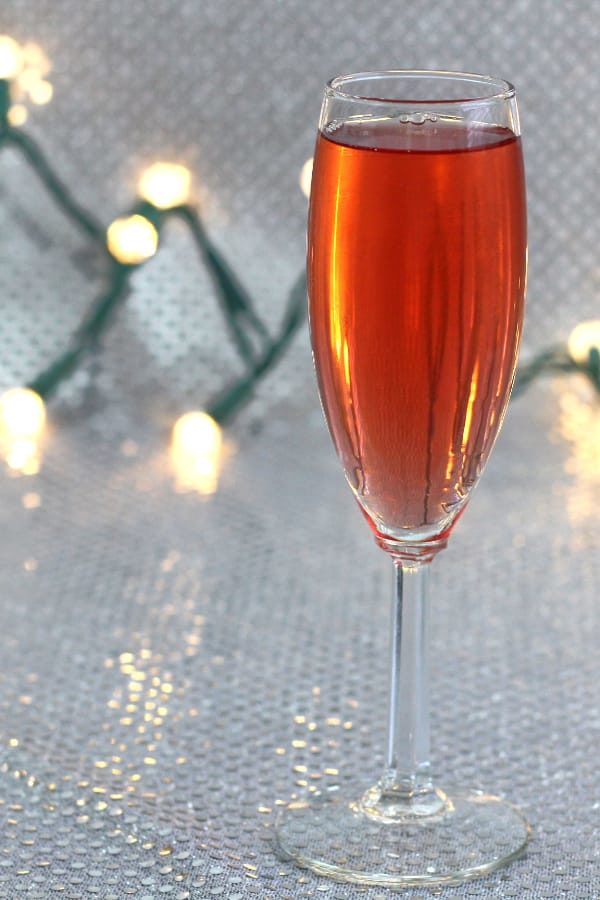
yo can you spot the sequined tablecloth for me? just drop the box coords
[0,361,598,899]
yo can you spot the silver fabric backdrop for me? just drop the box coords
[0,2,599,899]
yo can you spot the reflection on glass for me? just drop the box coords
[299,157,313,198]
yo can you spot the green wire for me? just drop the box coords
[207,271,307,423]
[513,347,600,399]
[2,127,105,241]
[28,266,131,398]
[1,114,306,414]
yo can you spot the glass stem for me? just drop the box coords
[384,561,432,796]
[359,558,444,819]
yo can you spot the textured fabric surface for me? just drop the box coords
[0,1,599,897]
[0,374,599,898]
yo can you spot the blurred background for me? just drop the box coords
[0,0,598,421]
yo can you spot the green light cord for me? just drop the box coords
[207,271,307,424]
[1,82,105,240]
[0,80,13,128]
[173,205,270,344]
[513,346,600,398]
[5,129,105,240]
[25,194,308,414]
[28,266,131,398]
[0,82,306,416]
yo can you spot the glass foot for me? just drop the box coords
[275,787,530,887]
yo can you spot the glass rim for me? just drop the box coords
[326,70,516,106]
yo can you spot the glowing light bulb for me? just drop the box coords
[171,411,224,495]
[299,157,313,198]
[0,388,46,439]
[106,215,158,265]
[17,66,43,91]
[22,42,51,76]
[29,78,53,105]
[568,320,600,365]
[7,103,27,126]
[138,163,191,209]
[556,383,600,527]
[0,388,46,475]
[0,35,24,80]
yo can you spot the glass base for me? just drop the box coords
[275,787,530,887]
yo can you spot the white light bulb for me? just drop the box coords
[299,157,313,198]
[29,78,53,105]
[0,388,46,439]
[7,103,27,126]
[106,215,158,265]
[568,320,600,364]
[138,163,191,209]
[22,42,51,76]
[0,388,46,475]
[0,35,23,80]
[171,411,224,495]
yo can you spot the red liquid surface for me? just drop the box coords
[308,119,526,541]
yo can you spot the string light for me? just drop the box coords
[0,48,307,428]
[138,163,191,209]
[22,42,51,75]
[11,31,589,448]
[0,35,24,80]
[6,33,594,460]
[171,411,224,495]
[514,330,600,399]
[7,103,27,126]
[567,320,600,365]
[556,382,600,528]
[18,67,42,90]
[106,214,159,265]
[0,34,53,122]
[28,78,53,105]
[0,388,46,475]
[299,157,313,198]
[0,388,46,439]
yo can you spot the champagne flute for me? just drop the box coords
[275,70,529,887]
